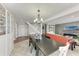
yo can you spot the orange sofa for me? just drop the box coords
[46,33,69,45]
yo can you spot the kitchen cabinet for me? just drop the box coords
[0,4,14,56]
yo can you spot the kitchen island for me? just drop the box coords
[29,34,64,56]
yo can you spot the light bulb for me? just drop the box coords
[41,18,43,22]
[34,18,38,22]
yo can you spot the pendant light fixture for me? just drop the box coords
[34,9,43,23]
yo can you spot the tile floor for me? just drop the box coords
[11,39,79,56]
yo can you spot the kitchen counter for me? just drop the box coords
[30,34,64,56]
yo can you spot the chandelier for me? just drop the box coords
[34,9,43,23]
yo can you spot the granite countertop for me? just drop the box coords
[30,34,64,56]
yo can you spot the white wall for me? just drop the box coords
[16,22,40,37]
[16,24,27,37]
[28,23,41,34]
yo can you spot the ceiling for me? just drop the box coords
[47,10,79,25]
[65,11,79,18]
[3,3,79,24]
